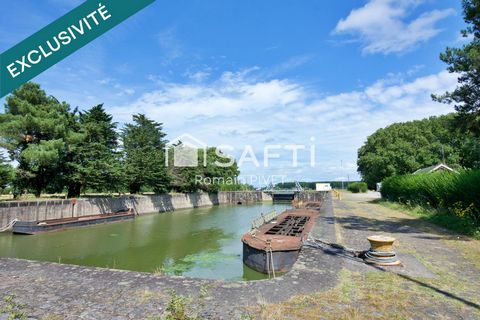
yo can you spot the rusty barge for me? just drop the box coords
[12,209,135,235]
[241,201,322,275]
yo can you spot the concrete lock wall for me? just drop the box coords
[295,191,327,202]
[0,191,327,226]
[0,191,269,225]
[217,191,271,204]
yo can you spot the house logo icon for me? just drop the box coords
[166,133,208,167]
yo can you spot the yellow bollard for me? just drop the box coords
[363,235,401,266]
[332,189,341,200]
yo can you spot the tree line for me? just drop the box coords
[0,83,240,198]
[358,0,480,187]
[357,114,475,187]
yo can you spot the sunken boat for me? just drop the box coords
[12,209,135,235]
[241,201,321,275]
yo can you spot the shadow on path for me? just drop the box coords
[375,265,480,311]
[311,243,480,311]
[336,215,469,241]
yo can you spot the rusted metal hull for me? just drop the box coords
[242,242,300,274]
[12,211,135,235]
[241,201,322,274]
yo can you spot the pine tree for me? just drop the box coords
[0,83,72,197]
[65,104,123,197]
[122,114,170,194]
[433,0,480,135]
[0,156,14,193]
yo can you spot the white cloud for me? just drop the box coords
[187,71,211,82]
[157,27,183,64]
[109,69,304,126]
[261,55,314,78]
[333,0,455,54]
[109,68,458,184]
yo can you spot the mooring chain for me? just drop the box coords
[304,237,363,257]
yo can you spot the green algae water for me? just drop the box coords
[0,203,290,281]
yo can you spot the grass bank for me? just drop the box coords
[250,268,479,320]
[377,200,480,240]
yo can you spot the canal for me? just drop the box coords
[0,202,290,281]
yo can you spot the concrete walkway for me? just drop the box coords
[334,192,480,319]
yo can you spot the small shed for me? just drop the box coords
[316,183,332,191]
[413,163,457,175]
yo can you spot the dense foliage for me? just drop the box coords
[357,114,465,188]
[65,104,124,197]
[381,171,480,232]
[122,114,170,194]
[433,0,480,136]
[347,182,368,193]
[0,156,13,193]
[0,83,73,197]
[168,146,240,193]
[0,83,240,197]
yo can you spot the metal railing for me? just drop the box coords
[251,210,277,230]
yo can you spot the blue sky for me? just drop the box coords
[0,0,467,185]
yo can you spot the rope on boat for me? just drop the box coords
[265,240,276,279]
[249,234,277,278]
[0,219,18,233]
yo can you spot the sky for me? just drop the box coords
[0,0,468,185]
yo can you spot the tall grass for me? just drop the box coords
[381,170,480,236]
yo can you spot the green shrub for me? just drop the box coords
[164,291,197,320]
[347,182,368,193]
[381,170,480,232]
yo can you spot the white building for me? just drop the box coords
[316,183,332,191]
